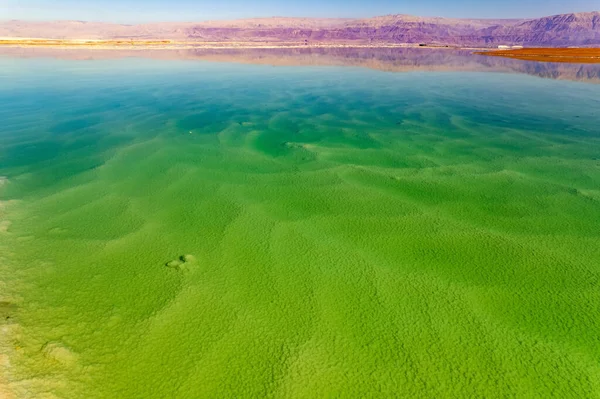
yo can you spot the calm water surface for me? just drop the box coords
[1,49,599,398]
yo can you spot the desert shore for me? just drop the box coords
[476,48,600,63]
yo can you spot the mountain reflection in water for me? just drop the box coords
[2,47,599,83]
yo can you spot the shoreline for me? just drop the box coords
[0,38,484,50]
[3,40,598,61]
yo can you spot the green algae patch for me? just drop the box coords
[1,58,600,398]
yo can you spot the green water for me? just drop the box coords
[1,54,600,398]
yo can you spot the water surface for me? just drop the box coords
[1,49,600,398]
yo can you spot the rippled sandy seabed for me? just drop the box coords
[1,50,600,398]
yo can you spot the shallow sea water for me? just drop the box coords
[1,49,600,398]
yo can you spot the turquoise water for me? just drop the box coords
[1,52,600,398]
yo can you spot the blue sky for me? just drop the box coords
[1,0,597,23]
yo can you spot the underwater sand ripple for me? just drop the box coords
[0,59,599,397]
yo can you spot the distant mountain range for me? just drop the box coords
[1,11,599,47]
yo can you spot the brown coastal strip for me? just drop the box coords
[475,48,600,63]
